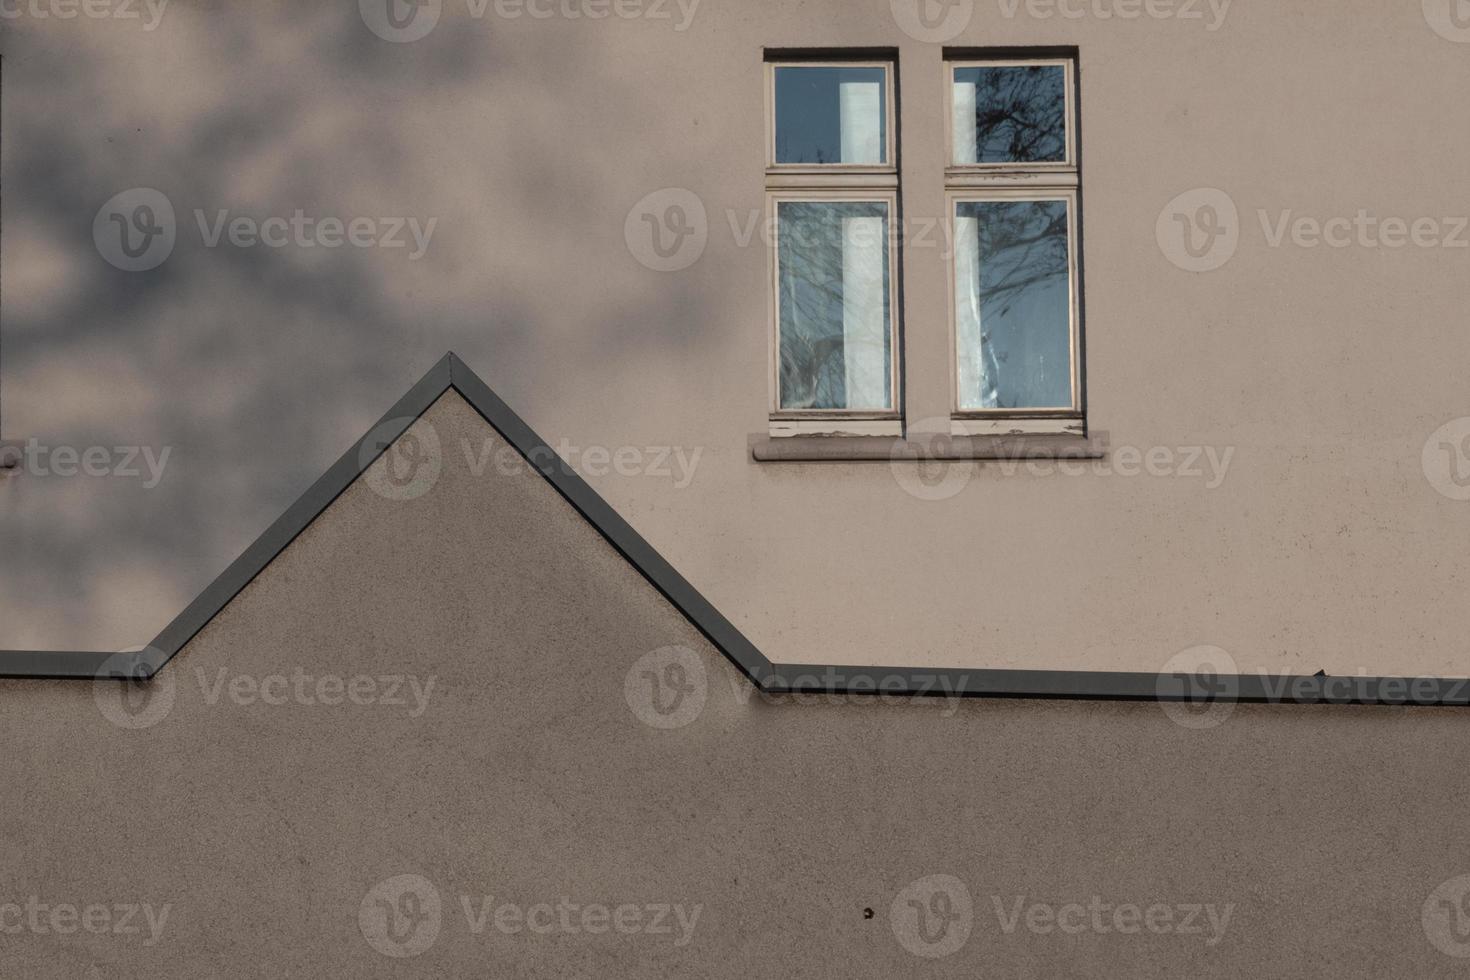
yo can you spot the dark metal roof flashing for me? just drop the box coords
[3,353,1465,707]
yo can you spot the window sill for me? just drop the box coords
[764,170,900,190]
[951,415,1084,436]
[750,431,1105,463]
[769,418,902,439]
[944,168,1079,189]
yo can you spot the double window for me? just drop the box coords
[766,52,1083,438]
[947,58,1081,434]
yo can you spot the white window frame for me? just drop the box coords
[944,58,1076,179]
[945,56,1082,436]
[765,61,897,176]
[767,190,901,434]
[947,188,1081,434]
[766,58,901,437]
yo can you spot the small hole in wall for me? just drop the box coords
[863,908,874,920]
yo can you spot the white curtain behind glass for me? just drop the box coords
[952,80,977,165]
[839,80,882,164]
[838,80,886,408]
[841,215,886,409]
[954,212,990,407]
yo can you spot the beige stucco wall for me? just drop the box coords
[2,394,1468,978]
[3,1,1470,679]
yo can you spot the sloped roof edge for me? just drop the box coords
[3,354,1467,707]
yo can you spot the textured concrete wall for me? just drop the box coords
[5,2,1470,682]
[2,395,1467,978]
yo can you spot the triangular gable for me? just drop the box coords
[2,354,1464,707]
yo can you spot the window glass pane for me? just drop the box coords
[954,200,1072,410]
[774,67,887,165]
[777,201,891,411]
[952,65,1067,165]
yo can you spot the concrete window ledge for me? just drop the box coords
[750,432,1107,462]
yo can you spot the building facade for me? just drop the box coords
[3,1,1470,974]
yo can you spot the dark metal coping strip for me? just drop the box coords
[446,355,774,691]
[0,354,455,681]
[765,665,1470,706]
[2,352,1467,706]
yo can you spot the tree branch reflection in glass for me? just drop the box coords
[777,201,892,411]
[952,65,1067,166]
[954,200,1072,411]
